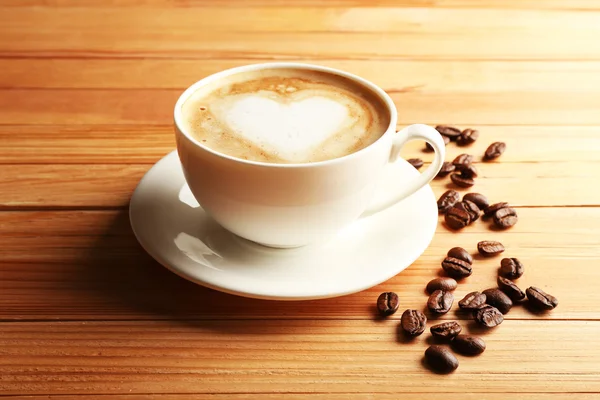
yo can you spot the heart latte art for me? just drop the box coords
[181,69,389,163]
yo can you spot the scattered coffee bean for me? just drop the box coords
[401,309,428,336]
[445,206,471,230]
[458,291,487,310]
[407,158,424,170]
[463,192,489,209]
[447,247,473,264]
[494,207,518,229]
[482,288,513,314]
[473,305,504,328]
[426,277,458,294]
[484,141,506,160]
[430,321,462,340]
[425,345,459,373]
[457,128,479,146]
[450,172,475,188]
[500,257,524,279]
[451,335,486,356]
[452,153,474,166]
[437,190,461,213]
[497,276,526,302]
[477,240,505,257]
[436,161,455,178]
[442,257,473,279]
[436,125,462,140]
[484,202,510,218]
[454,201,469,216]
[377,292,399,316]
[426,135,450,151]
[526,287,559,310]
[427,290,454,314]
[457,200,481,223]
[455,163,479,179]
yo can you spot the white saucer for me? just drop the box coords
[130,151,438,300]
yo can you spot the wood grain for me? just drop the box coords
[1,161,598,208]
[2,89,600,125]
[2,0,600,10]
[3,0,600,9]
[4,209,599,259]
[2,59,596,92]
[5,396,600,400]
[1,320,599,395]
[2,125,599,164]
[0,254,591,321]
[0,208,595,320]
[1,8,599,60]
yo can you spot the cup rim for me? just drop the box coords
[174,62,398,168]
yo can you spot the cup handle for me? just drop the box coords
[362,124,446,216]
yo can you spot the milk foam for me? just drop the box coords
[181,70,389,163]
[211,92,353,162]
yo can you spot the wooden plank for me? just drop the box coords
[0,255,591,321]
[1,8,599,60]
[1,125,598,164]
[1,59,597,92]
[2,89,600,126]
[0,161,598,208]
[0,125,175,164]
[0,208,596,320]
[0,90,176,125]
[5,396,600,400]
[0,320,599,395]
[1,0,599,10]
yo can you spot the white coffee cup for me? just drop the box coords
[175,63,445,248]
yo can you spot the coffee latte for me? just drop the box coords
[180,68,390,163]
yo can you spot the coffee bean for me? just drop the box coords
[401,309,427,336]
[457,128,479,146]
[482,288,513,314]
[457,200,481,223]
[426,135,450,151]
[458,291,487,310]
[436,125,462,140]
[437,190,460,213]
[452,153,474,166]
[477,240,505,257]
[430,321,462,340]
[425,345,459,373]
[497,276,526,302]
[427,290,454,314]
[484,202,510,218]
[484,141,506,160]
[377,292,399,316]
[447,247,472,264]
[426,277,458,294]
[526,286,558,310]
[407,158,424,170]
[473,305,504,328]
[450,172,475,188]
[500,257,524,279]
[436,161,455,178]
[463,192,489,209]
[451,335,486,356]
[455,163,479,178]
[494,207,518,229]
[442,257,473,279]
[445,206,471,230]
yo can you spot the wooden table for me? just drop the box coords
[1,0,599,398]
